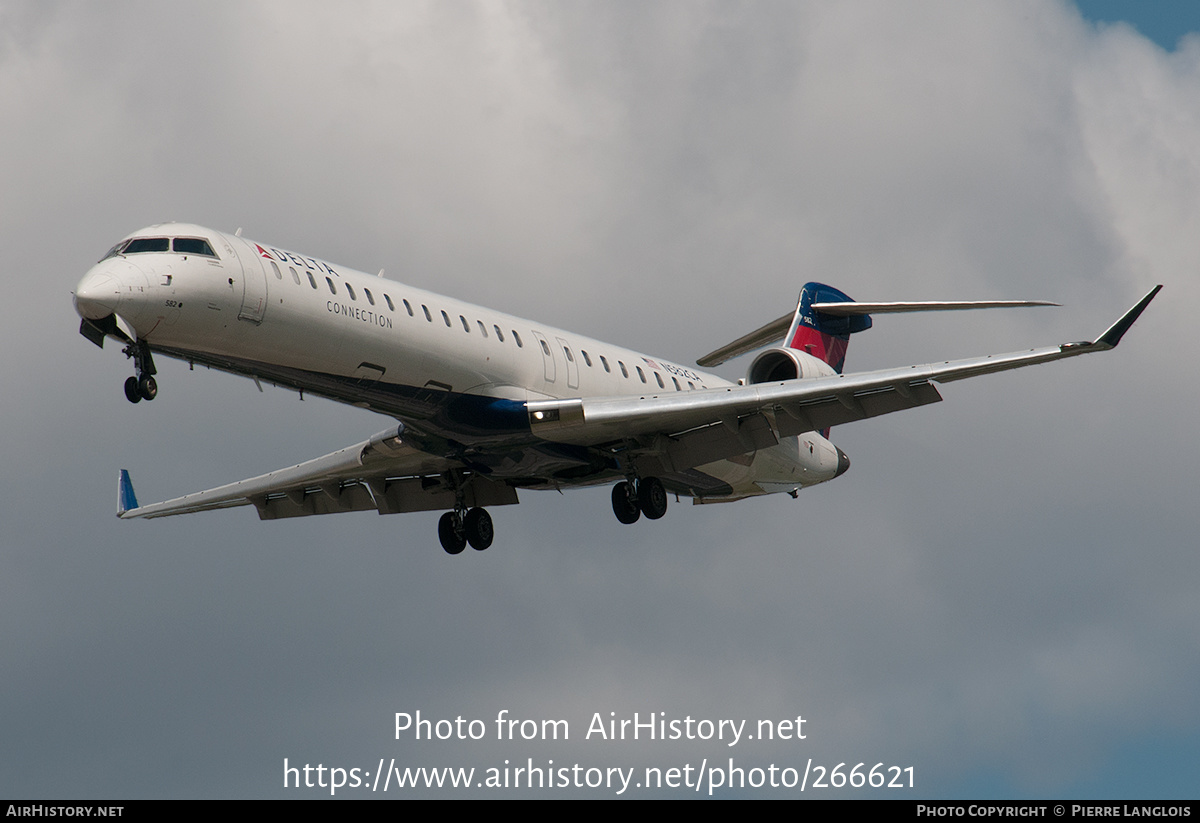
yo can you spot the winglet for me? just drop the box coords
[118,469,139,517]
[1095,285,1162,349]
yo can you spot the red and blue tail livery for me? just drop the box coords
[783,283,872,374]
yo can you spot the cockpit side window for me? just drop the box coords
[172,237,217,257]
[122,237,170,254]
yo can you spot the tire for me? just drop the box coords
[638,476,668,520]
[464,508,493,551]
[124,376,142,404]
[138,373,158,401]
[438,511,466,554]
[611,481,640,525]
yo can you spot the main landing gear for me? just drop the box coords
[438,507,494,555]
[121,340,158,404]
[611,476,668,525]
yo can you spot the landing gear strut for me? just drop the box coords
[611,476,668,524]
[122,340,158,403]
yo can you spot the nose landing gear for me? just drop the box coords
[121,340,158,403]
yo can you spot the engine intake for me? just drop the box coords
[746,347,835,384]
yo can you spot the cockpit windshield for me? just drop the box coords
[124,238,170,254]
[172,237,216,256]
[100,236,218,261]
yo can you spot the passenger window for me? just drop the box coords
[422,305,432,322]
[494,325,505,342]
[289,267,300,285]
[581,350,592,367]
[270,262,282,279]
[513,331,523,347]
[364,288,375,306]
[563,346,574,362]
[326,277,336,295]
[688,381,695,390]
[460,315,470,332]
[402,299,413,316]
[385,294,395,311]
[655,373,664,389]
[346,283,356,300]
[441,310,451,327]
[600,355,610,373]
[619,361,628,378]
[672,377,681,391]
[477,320,488,338]
[540,339,551,356]
[307,272,318,289]
[636,366,647,383]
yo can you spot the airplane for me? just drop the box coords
[72,222,1161,554]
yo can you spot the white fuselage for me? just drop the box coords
[74,223,844,499]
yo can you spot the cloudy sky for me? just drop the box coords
[2,0,1198,799]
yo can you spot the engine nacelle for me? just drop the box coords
[746,347,837,384]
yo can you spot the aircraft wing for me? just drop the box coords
[527,286,1161,473]
[117,425,518,521]
[119,286,1158,518]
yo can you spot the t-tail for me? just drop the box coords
[781,282,1060,374]
[696,282,1058,376]
[783,283,871,374]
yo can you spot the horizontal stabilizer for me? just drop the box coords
[696,313,792,367]
[811,299,1058,315]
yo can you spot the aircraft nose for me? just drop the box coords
[834,446,850,477]
[74,270,120,319]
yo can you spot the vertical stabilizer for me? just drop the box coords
[782,283,872,373]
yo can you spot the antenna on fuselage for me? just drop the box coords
[235,227,243,237]
[378,269,384,278]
